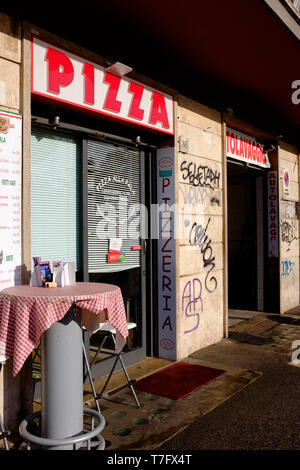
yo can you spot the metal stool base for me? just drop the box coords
[19,408,105,450]
[0,416,10,450]
[83,334,141,410]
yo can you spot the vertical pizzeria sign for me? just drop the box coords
[0,110,22,289]
[157,148,176,360]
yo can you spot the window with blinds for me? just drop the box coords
[87,139,141,273]
[31,128,81,271]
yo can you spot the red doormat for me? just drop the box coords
[135,362,226,400]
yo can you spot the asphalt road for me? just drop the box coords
[157,341,300,451]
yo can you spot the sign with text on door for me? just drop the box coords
[31,36,174,135]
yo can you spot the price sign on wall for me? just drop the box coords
[0,110,22,289]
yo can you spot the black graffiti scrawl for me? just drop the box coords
[180,160,220,189]
[188,217,217,293]
[280,219,297,251]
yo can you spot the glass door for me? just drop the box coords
[31,126,82,397]
[82,138,147,378]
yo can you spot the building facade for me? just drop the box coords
[0,3,299,431]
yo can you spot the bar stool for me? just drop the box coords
[82,322,141,409]
[32,343,41,399]
[0,355,10,450]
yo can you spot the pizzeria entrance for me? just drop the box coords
[30,116,156,393]
[82,137,153,378]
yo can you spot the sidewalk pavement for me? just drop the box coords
[8,307,300,450]
[80,308,300,451]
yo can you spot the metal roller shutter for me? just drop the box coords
[87,139,141,273]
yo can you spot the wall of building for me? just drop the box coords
[0,11,299,438]
[175,95,225,359]
[0,13,20,113]
[278,141,300,313]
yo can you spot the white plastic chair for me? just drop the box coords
[82,322,141,409]
[0,355,10,450]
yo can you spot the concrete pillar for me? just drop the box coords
[0,12,33,437]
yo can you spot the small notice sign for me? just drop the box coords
[108,238,125,263]
[282,168,290,200]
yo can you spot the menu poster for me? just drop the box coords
[0,110,22,290]
[108,238,125,263]
[38,261,52,286]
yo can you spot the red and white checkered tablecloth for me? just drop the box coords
[0,283,128,377]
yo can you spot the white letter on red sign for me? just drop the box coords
[45,48,74,94]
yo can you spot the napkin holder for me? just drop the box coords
[30,265,42,287]
[53,262,76,287]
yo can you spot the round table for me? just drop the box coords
[0,282,128,450]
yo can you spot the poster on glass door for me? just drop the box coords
[0,110,22,289]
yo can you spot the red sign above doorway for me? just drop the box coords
[226,127,270,169]
[31,36,174,135]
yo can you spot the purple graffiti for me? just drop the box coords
[181,278,203,334]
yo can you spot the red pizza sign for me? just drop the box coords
[31,36,174,135]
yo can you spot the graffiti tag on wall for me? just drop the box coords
[179,184,221,210]
[281,260,295,276]
[280,219,298,251]
[179,154,221,341]
[181,278,203,334]
[180,160,220,189]
[187,217,217,293]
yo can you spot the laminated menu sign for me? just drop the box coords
[38,261,52,286]
[0,110,22,290]
[108,238,125,263]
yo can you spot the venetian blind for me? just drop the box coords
[31,128,81,271]
[87,139,141,273]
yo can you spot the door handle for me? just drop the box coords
[142,240,147,254]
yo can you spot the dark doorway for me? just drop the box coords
[227,161,265,311]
